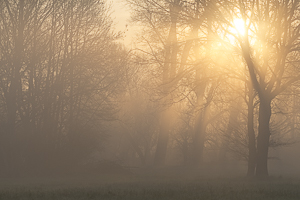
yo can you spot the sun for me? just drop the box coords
[226,18,246,44]
[233,18,246,36]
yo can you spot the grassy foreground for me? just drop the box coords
[0,177,300,200]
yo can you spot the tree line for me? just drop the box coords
[0,0,128,176]
[0,0,300,178]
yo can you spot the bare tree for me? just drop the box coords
[214,0,300,177]
[0,0,127,176]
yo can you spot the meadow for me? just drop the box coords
[1,175,300,200]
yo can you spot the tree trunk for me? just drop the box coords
[6,0,25,132]
[219,99,240,169]
[153,0,179,167]
[193,111,206,166]
[241,37,271,177]
[154,132,169,166]
[154,110,170,166]
[247,85,256,176]
[255,99,271,177]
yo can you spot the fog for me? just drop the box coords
[1,1,300,195]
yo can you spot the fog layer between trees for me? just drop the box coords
[1,0,300,179]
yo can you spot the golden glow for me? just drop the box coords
[225,18,247,44]
[233,18,246,36]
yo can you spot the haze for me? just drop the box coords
[0,0,300,199]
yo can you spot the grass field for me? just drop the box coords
[1,176,300,200]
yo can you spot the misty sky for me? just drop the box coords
[111,0,133,45]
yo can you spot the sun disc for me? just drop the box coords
[233,18,245,35]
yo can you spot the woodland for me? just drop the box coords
[1,0,300,180]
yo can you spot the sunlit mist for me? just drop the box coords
[0,0,300,199]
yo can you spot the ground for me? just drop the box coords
[1,172,300,200]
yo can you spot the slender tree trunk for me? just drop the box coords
[182,134,189,165]
[247,84,256,176]
[218,99,240,169]
[154,133,169,166]
[6,0,25,132]
[154,109,170,166]
[193,110,206,166]
[154,0,179,167]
